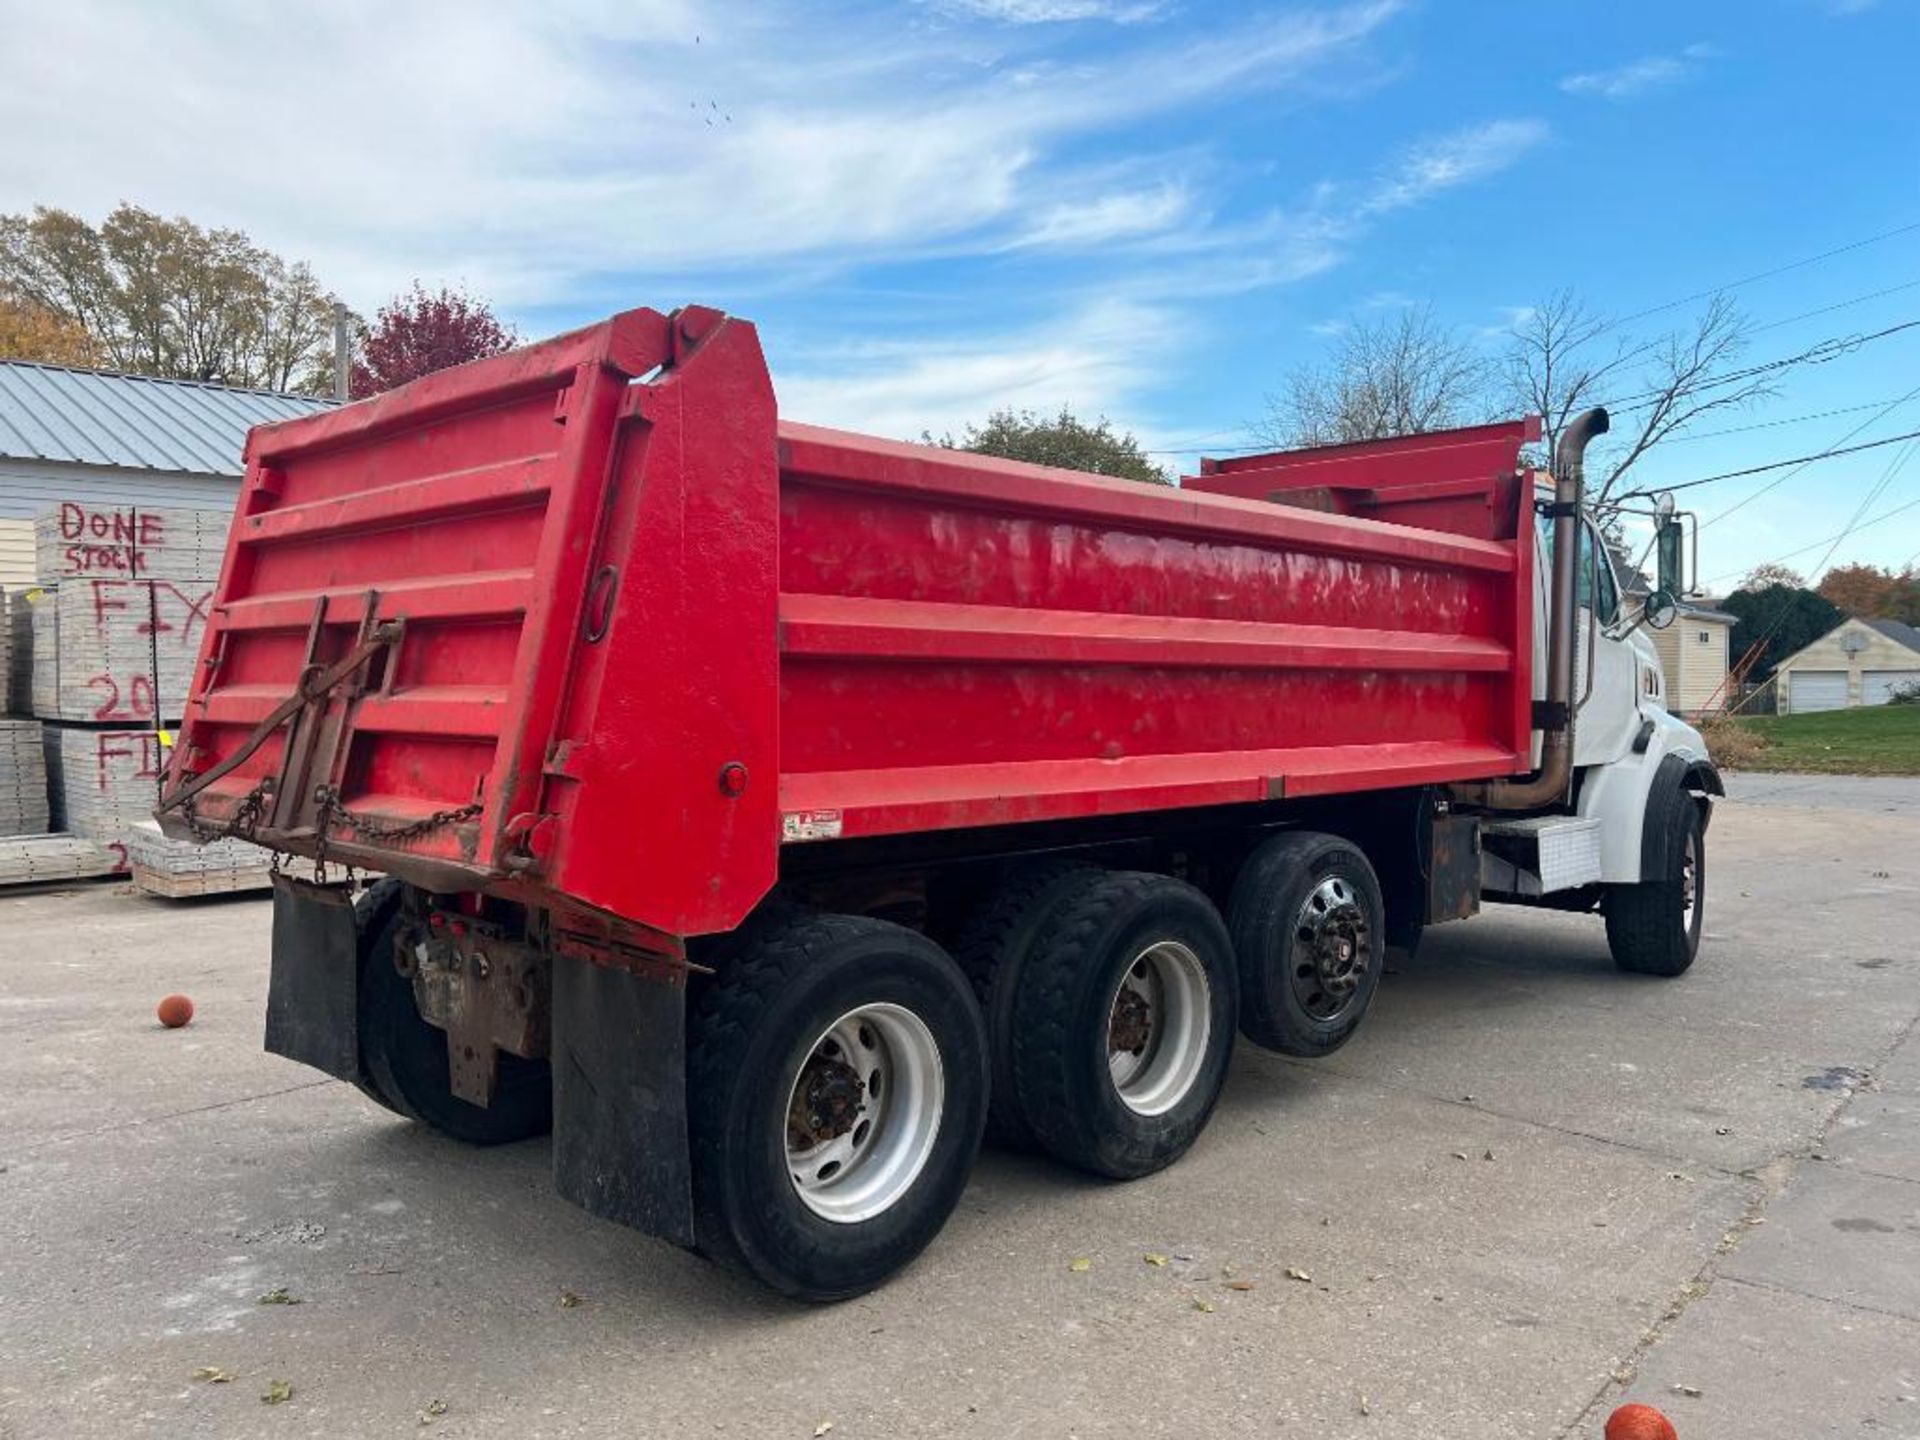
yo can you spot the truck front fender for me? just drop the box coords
[1577,717,1717,883]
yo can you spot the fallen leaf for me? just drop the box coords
[559,1290,583,1308]
[1067,1257,1092,1273]
[1284,1267,1312,1284]
[257,1288,301,1306]
[192,1367,235,1384]
[1143,1253,1169,1267]
[1672,1384,1703,1399]
[1450,1151,1468,1161]
[1223,1280,1256,1292]
[420,1398,448,1424]
[815,1422,834,1437]
[1359,1394,1371,1417]
[1482,1149,1495,1162]
[1191,1297,1216,1313]
[261,1380,293,1406]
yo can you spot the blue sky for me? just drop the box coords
[1,0,1916,586]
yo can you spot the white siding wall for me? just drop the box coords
[0,519,29,588]
[0,457,240,587]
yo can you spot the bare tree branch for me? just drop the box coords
[1257,305,1491,447]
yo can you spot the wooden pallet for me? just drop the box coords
[129,861,275,899]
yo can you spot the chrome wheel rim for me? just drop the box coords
[1291,875,1371,1021]
[1106,940,1211,1117]
[1681,829,1698,928]
[785,1003,944,1225]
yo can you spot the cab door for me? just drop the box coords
[1571,518,1644,765]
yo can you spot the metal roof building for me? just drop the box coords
[0,361,333,586]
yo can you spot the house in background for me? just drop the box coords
[1649,600,1738,716]
[1603,535,1734,717]
[1773,615,1920,714]
[0,361,331,586]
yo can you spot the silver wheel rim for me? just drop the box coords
[1106,940,1212,1117]
[785,1003,944,1225]
[1290,875,1371,1021]
[1681,829,1698,928]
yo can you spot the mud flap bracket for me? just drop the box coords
[550,953,695,1249]
[265,875,362,1083]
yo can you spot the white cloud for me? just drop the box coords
[1560,44,1715,101]
[1000,183,1194,250]
[0,0,1401,310]
[930,0,1167,21]
[775,298,1172,445]
[1355,119,1549,216]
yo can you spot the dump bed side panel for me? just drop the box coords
[774,424,1533,842]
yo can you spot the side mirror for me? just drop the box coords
[1644,588,1679,630]
[1655,514,1686,596]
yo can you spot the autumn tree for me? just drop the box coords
[350,284,516,398]
[1259,306,1489,447]
[930,406,1168,483]
[1818,562,1920,624]
[1505,290,1774,500]
[0,203,336,391]
[0,296,101,366]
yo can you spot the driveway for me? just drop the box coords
[1,774,1915,1438]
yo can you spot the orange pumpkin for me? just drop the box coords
[1605,1403,1677,1440]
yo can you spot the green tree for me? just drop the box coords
[930,406,1167,484]
[1721,584,1844,680]
[0,203,337,392]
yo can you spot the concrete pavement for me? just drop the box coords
[1,774,1915,1438]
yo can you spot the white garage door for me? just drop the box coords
[1864,670,1920,706]
[1788,670,1849,713]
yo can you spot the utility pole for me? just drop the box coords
[332,301,351,402]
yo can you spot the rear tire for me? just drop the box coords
[952,859,1097,1149]
[1606,787,1705,977]
[356,888,553,1145]
[687,909,987,1301]
[1228,832,1385,1058]
[1008,872,1237,1180]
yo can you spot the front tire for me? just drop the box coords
[1008,872,1237,1180]
[1606,787,1705,977]
[687,909,987,1301]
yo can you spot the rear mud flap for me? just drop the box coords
[265,875,362,1083]
[550,955,695,1249]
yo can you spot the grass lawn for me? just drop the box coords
[1715,704,1920,776]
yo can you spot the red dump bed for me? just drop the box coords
[161,305,1537,941]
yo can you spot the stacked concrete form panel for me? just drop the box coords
[0,590,14,714]
[10,503,255,889]
[0,719,50,834]
[126,821,318,899]
[34,503,230,586]
[30,578,212,725]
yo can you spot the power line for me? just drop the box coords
[1750,278,1920,334]
[1616,428,1920,500]
[1699,382,1920,529]
[1601,319,1920,415]
[1700,492,1920,589]
[1662,397,1912,444]
[1601,218,1920,333]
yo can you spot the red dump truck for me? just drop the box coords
[158,305,1721,1299]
